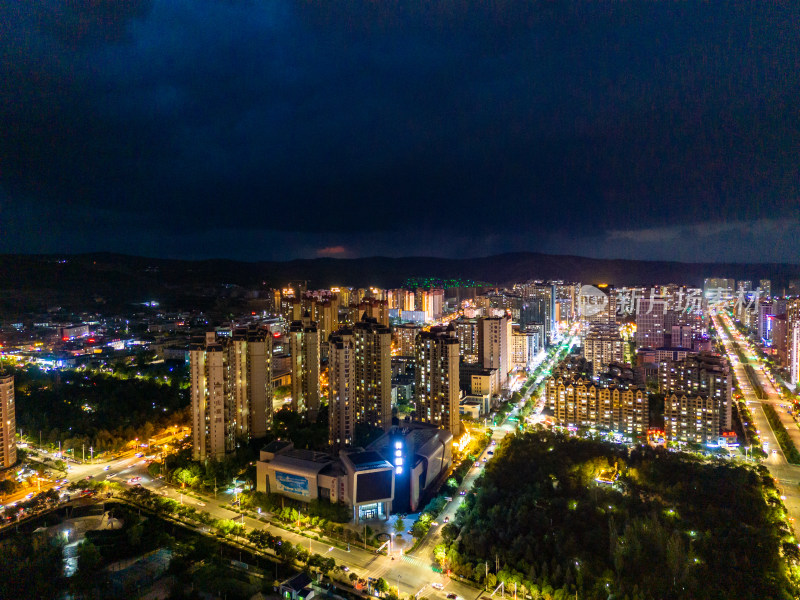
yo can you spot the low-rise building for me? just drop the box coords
[370,423,453,514]
[255,441,394,522]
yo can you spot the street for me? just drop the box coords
[712,311,800,537]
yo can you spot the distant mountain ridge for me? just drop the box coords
[0,252,797,314]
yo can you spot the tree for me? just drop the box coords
[77,539,102,575]
[486,573,497,589]
[394,517,406,534]
[434,544,447,568]
[375,577,390,595]
[0,479,18,496]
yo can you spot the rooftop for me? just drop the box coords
[345,450,392,471]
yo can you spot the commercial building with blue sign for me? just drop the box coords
[256,421,451,521]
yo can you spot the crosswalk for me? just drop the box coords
[366,553,434,580]
[402,553,433,570]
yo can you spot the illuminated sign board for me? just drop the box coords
[275,471,310,497]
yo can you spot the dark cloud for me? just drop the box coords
[1,1,799,261]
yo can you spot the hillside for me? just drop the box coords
[0,252,796,315]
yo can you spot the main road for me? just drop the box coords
[712,311,800,537]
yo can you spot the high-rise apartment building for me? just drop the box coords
[357,298,389,327]
[190,334,228,461]
[635,297,668,348]
[544,372,647,436]
[392,324,420,357]
[388,289,415,311]
[670,325,693,349]
[579,285,617,327]
[314,297,340,344]
[0,374,16,469]
[337,287,351,307]
[703,278,735,301]
[511,328,539,370]
[190,328,274,461]
[522,282,556,341]
[353,316,392,432]
[663,393,718,444]
[659,352,732,436]
[790,321,800,387]
[415,325,461,436]
[328,330,356,453]
[478,315,511,388]
[328,315,392,453]
[412,289,444,321]
[430,289,445,321]
[583,325,625,375]
[452,317,479,363]
[289,313,320,417]
[758,301,776,342]
[759,279,772,298]
[229,327,274,440]
[786,299,800,379]
[771,315,789,367]
[550,281,580,325]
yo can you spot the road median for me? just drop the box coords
[762,404,800,464]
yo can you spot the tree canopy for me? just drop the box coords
[442,431,799,600]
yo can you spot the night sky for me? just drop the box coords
[1,1,798,263]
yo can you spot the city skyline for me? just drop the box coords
[4,2,800,598]
[2,2,799,262]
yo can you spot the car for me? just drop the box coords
[104,465,110,471]
[431,583,444,590]
[772,449,778,455]
[447,594,458,599]
[342,566,350,572]
[445,496,453,502]
[443,516,449,523]
[196,501,205,507]
[459,491,466,496]
[431,521,439,527]
[135,453,144,458]
[487,451,494,455]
